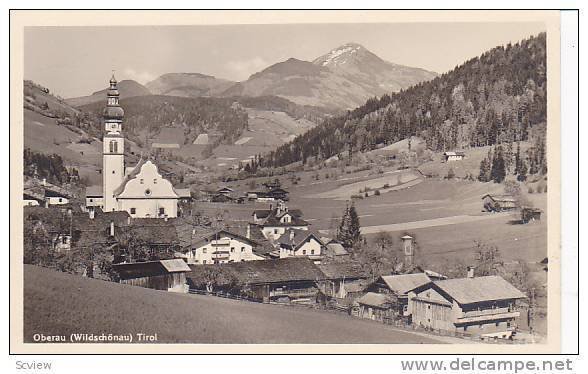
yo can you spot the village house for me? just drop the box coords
[247,181,289,202]
[187,257,325,304]
[409,275,526,339]
[252,201,309,240]
[274,229,324,263]
[364,273,432,319]
[113,259,191,293]
[521,207,542,223]
[23,189,44,207]
[482,194,518,212]
[443,151,465,162]
[185,229,265,265]
[85,185,104,211]
[356,292,395,321]
[85,75,180,218]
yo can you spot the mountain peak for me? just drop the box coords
[312,42,374,67]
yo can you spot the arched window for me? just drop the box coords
[109,141,114,153]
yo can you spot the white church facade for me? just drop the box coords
[86,75,179,218]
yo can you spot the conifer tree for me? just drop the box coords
[337,202,362,249]
[491,146,506,183]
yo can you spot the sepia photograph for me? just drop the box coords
[9,10,567,354]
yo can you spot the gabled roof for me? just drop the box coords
[326,242,349,256]
[277,229,323,250]
[380,273,431,296]
[433,275,526,305]
[175,188,192,198]
[113,259,190,280]
[187,257,325,286]
[356,292,392,308]
[443,151,465,156]
[192,229,258,248]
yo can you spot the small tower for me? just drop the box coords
[102,74,125,212]
[401,235,414,266]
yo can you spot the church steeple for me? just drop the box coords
[103,72,124,133]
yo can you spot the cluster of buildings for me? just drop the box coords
[23,75,531,342]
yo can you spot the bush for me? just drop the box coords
[374,189,381,196]
[446,167,455,180]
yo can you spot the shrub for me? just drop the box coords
[374,190,381,196]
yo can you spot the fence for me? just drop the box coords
[188,289,262,303]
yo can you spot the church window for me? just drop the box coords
[130,208,136,215]
[203,260,207,264]
[311,249,315,255]
[112,170,115,174]
[145,189,152,196]
[109,141,113,153]
[140,179,144,184]
[159,207,165,215]
[153,179,157,184]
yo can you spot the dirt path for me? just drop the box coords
[360,212,511,234]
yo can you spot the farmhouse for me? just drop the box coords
[252,201,309,240]
[443,151,465,162]
[85,75,180,218]
[482,194,518,212]
[187,257,325,303]
[185,229,265,265]
[276,229,324,262]
[247,187,289,202]
[113,259,191,292]
[409,275,526,338]
[365,273,432,318]
[175,188,192,203]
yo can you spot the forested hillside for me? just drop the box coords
[80,95,249,148]
[260,33,546,167]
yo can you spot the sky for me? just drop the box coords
[24,22,546,98]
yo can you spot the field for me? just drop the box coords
[23,265,443,344]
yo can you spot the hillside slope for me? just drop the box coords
[146,73,235,97]
[23,265,440,344]
[66,80,152,107]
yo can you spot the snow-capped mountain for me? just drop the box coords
[222,43,437,109]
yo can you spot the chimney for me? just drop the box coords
[467,266,475,278]
[164,215,168,222]
[127,216,131,225]
[289,230,295,241]
[89,209,95,220]
[109,221,115,237]
[246,224,251,239]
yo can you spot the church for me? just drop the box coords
[85,75,180,218]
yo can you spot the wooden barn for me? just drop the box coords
[482,194,518,212]
[365,273,432,318]
[409,275,526,338]
[113,259,191,292]
[187,257,325,303]
[356,292,394,321]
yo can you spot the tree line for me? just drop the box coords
[260,33,547,168]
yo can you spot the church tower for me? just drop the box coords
[102,74,125,212]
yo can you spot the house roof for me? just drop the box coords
[85,185,103,197]
[380,273,432,295]
[326,242,349,256]
[317,261,370,279]
[444,151,465,156]
[246,224,275,257]
[160,259,191,272]
[277,229,323,249]
[113,260,190,280]
[433,275,526,305]
[191,229,258,248]
[356,292,392,308]
[187,257,325,287]
[23,189,45,201]
[175,188,192,198]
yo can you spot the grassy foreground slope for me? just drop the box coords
[23,265,441,344]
